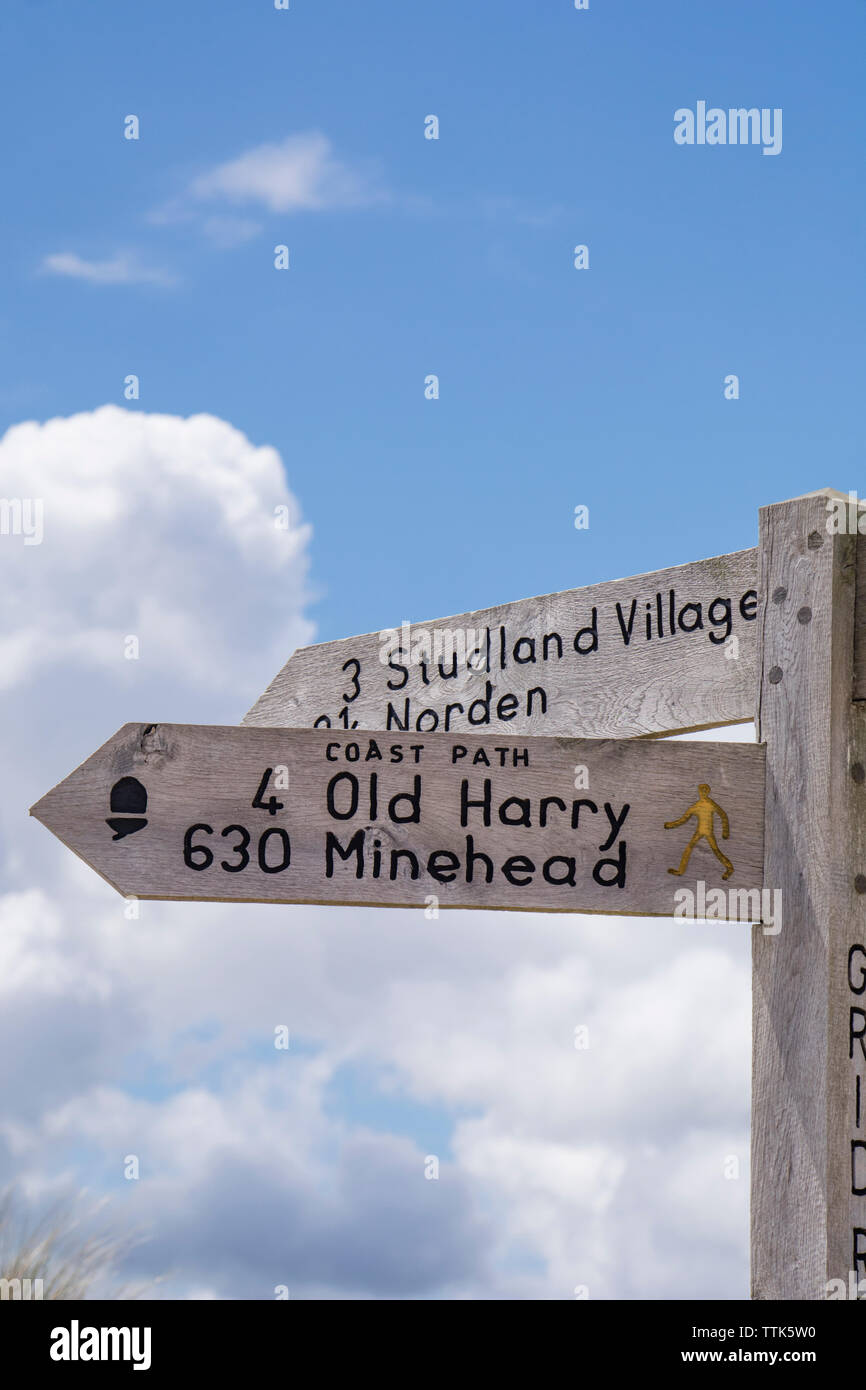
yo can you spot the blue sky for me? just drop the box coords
[2,0,863,646]
[0,0,863,1300]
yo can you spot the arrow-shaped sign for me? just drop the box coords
[244,550,760,741]
[31,722,765,918]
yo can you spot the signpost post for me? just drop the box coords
[28,487,866,1299]
[752,491,866,1300]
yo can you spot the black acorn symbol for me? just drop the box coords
[106,777,148,840]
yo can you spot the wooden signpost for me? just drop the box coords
[752,491,866,1301]
[244,550,761,739]
[29,487,866,1300]
[30,723,764,916]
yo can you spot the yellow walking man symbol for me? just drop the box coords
[664,783,733,881]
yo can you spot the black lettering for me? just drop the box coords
[388,775,422,823]
[739,589,758,622]
[427,850,459,883]
[496,693,519,720]
[386,655,409,691]
[499,796,532,827]
[444,702,464,729]
[850,945,866,994]
[468,680,494,725]
[850,1007,866,1061]
[461,778,492,827]
[438,652,458,680]
[386,700,410,731]
[258,827,291,873]
[389,848,420,880]
[250,767,284,817]
[707,596,733,645]
[466,634,488,673]
[593,840,626,888]
[465,834,493,883]
[325,829,365,878]
[527,686,547,717]
[220,824,250,873]
[502,855,535,885]
[327,771,359,820]
[539,796,567,826]
[571,798,598,829]
[574,607,599,654]
[513,637,536,664]
[614,600,637,647]
[599,802,630,852]
[341,657,361,703]
[677,601,703,633]
[542,856,577,886]
[183,823,213,871]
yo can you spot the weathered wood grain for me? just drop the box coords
[752,491,866,1299]
[244,551,759,740]
[30,722,765,918]
[853,526,866,702]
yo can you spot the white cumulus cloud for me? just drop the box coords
[189,132,387,214]
[40,252,177,287]
[0,405,312,701]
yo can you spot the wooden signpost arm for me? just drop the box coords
[752,489,866,1299]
